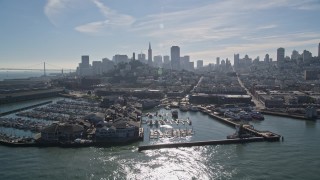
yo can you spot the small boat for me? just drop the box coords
[239,111,252,121]
[224,111,240,121]
[188,118,192,125]
[179,105,189,112]
[190,106,198,112]
[172,110,178,118]
[250,111,264,120]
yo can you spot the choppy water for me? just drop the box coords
[0,101,319,179]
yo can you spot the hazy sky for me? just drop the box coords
[1,0,320,69]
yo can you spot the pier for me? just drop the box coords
[200,107,281,141]
[138,137,264,151]
[0,101,52,117]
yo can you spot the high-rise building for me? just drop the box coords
[138,53,146,63]
[163,55,170,63]
[318,43,320,58]
[264,54,270,63]
[81,55,90,68]
[197,60,203,69]
[163,55,171,69]
[291,50,300,60]
[148,42,152,66]
[132,52,135,61]
[302,50,312,62]
[171,46,180,70]
[277,47,285,62]
[234,54,239,67]
[216,57,220,65]
[92,61,102,75]
[102,58,114,73]
[77,55,92,76]
[180,55,190,70]
[153,55,163,67]
[113,54,129,64]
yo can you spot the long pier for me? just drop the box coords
[200,107,281,141]
[0,101,52,117]
[138,137,264,151]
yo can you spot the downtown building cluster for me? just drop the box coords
[76,43,208,77]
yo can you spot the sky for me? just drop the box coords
[0,0,320,69]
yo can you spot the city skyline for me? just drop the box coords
[1,0,320,69]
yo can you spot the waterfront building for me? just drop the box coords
[197,60,203,69]
[171,46,180,70]
[148,42,153,66]
[40,123,84,142]
[95,120,139,141]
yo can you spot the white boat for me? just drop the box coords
[190,106,198,112]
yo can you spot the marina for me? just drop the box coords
[0,98,319,179]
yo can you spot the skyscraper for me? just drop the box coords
[197,60,203,69]
[163,55,170,63]
[81,55,90,68]
[277,47,285,62]
[318,43,320,58]
[234,54,239,67]
[138,53,146,63]
[171,46,180,70]
[302,50,312,62]
[216,57,220,65]
[264,54,270,63]
[148,42,152,66]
